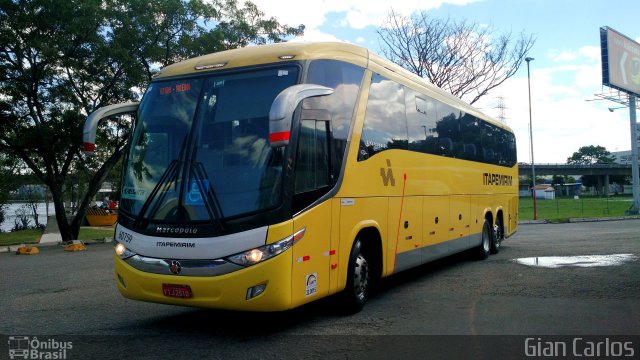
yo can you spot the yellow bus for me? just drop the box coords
[83,42,518,313]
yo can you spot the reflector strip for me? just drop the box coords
[296,255,311,263]
[269,131,290,143]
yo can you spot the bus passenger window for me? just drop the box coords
[406,88,439,154]
[359,74,407,161]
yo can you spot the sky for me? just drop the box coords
[250,0,640,164]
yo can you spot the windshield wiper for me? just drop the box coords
[133,159,180,228]
[192,162,227,232]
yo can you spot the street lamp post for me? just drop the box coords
[628,95,640,214]
[609,103,639,213]
[525,56,537,220]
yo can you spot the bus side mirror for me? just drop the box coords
[268,84,333,147]
[83,102,139,155]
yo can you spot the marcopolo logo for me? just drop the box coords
[8,336,73,360]
[155,226,198,235]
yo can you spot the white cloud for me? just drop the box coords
[246,0,632,164]
[250,0,481,34]
[578,46,600,62]
[477,60,631,164]
[552,50,578,63]
[288,29,347,43]
[550,46,599,64]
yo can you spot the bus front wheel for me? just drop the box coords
[340,239,370,314]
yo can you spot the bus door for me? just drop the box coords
[290,118,333,307]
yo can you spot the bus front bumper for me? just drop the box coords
[114,251,293,311]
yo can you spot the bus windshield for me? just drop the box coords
[120,66,300,224]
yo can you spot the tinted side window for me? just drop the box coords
[359,74,407,161]
[305,60,365,177]
[460,113,481,162]
[406,87,440,155]
[435,103,460,158]
[460,111,517,167]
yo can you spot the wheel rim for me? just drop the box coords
[495,223,503,249]
[483,225,490,252]
[353,254,369,301]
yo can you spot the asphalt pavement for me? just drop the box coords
[1,219,639,359]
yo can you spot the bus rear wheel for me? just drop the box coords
[491,217,504,254]
[341,239,370,314]
[476,219,492,260]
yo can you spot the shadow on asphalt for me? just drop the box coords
[135,249,479,337]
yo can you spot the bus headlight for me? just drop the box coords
[226,228,305,267]
[114,242,136,260]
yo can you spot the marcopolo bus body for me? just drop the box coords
[83,42,518,313]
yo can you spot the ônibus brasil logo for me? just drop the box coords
[8,336,72,360]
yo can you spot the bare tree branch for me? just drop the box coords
[378,10,535,105]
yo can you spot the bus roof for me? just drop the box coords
[156,41,511,132]
[156,42,369,78]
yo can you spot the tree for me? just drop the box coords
[551,175,576,185]
[551,175,565,186]
[0,0,303,241]
[566,145,626,192]
[566,145,616,165]
[377,10,535,104]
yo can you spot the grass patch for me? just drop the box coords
[0,229,42,246]
[519,196,635,221]
[0,226,115,246]
[78,227,115,241]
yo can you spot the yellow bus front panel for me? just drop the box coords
[290,201,332,308]
[114,250,294,312]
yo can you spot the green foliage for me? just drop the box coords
[566,145,615,165]
[0,0,303,240]
[551,175,577,185]
[566,145,626,188]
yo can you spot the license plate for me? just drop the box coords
[162,284,193,298]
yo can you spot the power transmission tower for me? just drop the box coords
[494,96,507,124]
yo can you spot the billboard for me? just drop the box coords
[601,27,640,96]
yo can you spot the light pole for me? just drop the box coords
[607,101,639,214]
[525,57,537,220]
[629,95,639,214]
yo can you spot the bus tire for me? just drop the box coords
[491,216,503,254]
[340,239,370,314]
[476,219,491,260]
